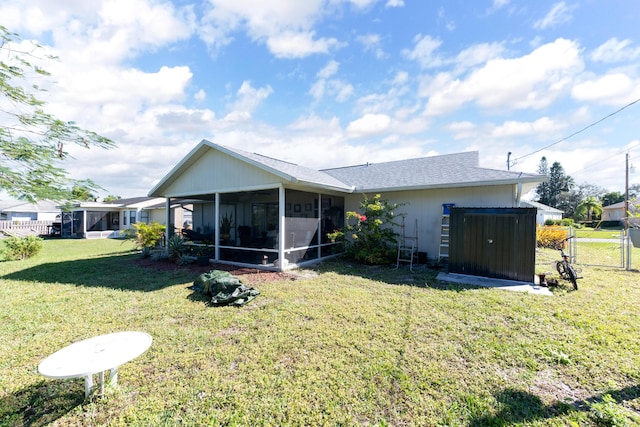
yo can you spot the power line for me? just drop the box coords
[513,97,640,162]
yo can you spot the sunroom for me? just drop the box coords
[148,141,350,270]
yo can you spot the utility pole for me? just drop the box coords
[507,152,512,170]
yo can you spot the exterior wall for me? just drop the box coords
[344,184,517,260]
[602,206,625,221]
[1,211,59,221]
[162,149,286,196]
[537,211,563,224]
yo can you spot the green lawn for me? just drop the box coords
[1,239,640,426]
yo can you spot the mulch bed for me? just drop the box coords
[131,257,298,285]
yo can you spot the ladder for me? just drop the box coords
[438,204,453,263]
[396,217,418,271]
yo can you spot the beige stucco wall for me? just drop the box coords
[344,184,518,260]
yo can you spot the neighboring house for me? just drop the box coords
[520,200,563,224]
[61,197,190,239]
[148,139,545,271]
[0,200,60,221]
[601,201,626,223]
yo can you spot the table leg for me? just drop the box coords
[109,367,118,386]
[84,374,93,398]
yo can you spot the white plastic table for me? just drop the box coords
[38,331,152,397]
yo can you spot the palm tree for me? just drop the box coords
[576,196,603,222]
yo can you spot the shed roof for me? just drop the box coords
[520,200,564,213]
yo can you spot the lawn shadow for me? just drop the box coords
[1,379,85,427]
[469,384,640,426]
[1,253,196,292]
[311,258,481,291]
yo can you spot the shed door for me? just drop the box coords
[449,208,536,282]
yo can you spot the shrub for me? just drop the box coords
[177,254,195,266]
[140,246,152,258]
[537,226,568,249]
[122,222,165,249]
[167,234,185,260]
[333,194,404,265]
[2,235,44,260]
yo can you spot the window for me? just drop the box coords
[129,210,137,225]
[140,210,149,223]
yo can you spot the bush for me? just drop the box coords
[331,194,404,265]
[167,234,185,260]
[2,235,44,260]
[537,226,568,249]
[544,218,574,227]
[122,222,165,249]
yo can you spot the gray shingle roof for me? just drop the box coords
[321,151,543,191]
[216,143,353,191]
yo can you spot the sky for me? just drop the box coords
[2,0,640,200]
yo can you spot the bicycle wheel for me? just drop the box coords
[556,260,578,290]
[566,263,578,290]
[556,261,570,280]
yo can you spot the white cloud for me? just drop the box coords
[229,81,274,116]
[402,34,443,69]
[357,33,385,59]
[572,73,639,105]
[385,0,405,8]
[199,0,349,58]
[392,71,409,85]
[310,60,354,102]
[533,1,573,30]
[591,38,640,63]
[424,38,583,115]
[194,89,207,102]
[491,117,563,138]
[317,60,340,79]
[266,31,343,58]
[454,42,506,71]
[347,113,391,137]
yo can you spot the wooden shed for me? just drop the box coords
[448,207,537,282]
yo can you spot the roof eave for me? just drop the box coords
[354,177,544,193]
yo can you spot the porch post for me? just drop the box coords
[165,198,171,242]
[278,185,285,271]
[82,209,87,238]
[317,192,322,259]
[214,193,220,261]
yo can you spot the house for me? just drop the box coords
[148,139,545,271]
[602,201,627,224]
[60,196,190,239]
[0,199,60,221]
[520,200,563,224]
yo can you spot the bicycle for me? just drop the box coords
[555,237,579,290]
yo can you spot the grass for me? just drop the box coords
[1,239,640,426]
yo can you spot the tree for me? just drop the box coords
[1,26,114,202]
[547,161,574,208]
[103,195,122,202]
[601,191,624,207]
[535,157,551,206]
[327,194,404,264]
[71,184,97,202]
[576,196,603,222]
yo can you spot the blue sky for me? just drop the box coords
[2,0,639,199]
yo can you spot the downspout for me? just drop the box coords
[515,173,523,207]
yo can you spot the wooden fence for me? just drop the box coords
[0,220,53,237]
